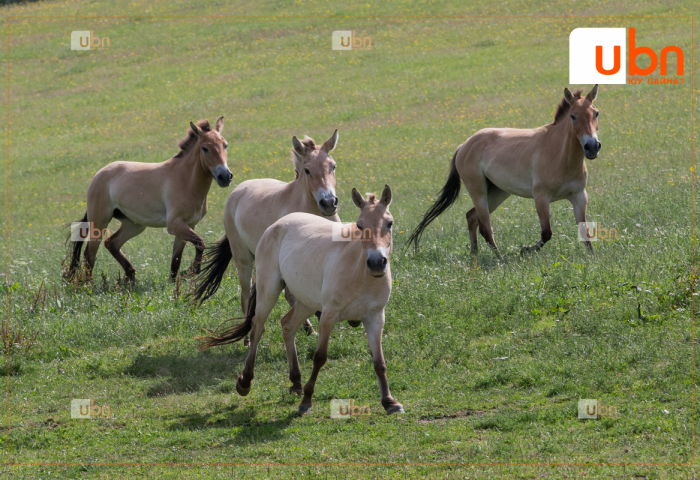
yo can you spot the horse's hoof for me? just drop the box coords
[347,320,362,328]
[298,404,312,414]
[289,386,303,396]
[236,379,251,396]
[386,404,405,415]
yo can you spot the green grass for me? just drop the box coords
[1,0,698,478]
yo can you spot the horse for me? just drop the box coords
[194,130,341,340]
[66,117,232,283]
[198,185,404,416]
[407,85,602,255]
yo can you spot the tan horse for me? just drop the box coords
[66,117,232,283]
[194,130,341,339]
[198,185,404,415]
[407,85,601,254]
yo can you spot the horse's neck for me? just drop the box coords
[553,121,586,173]
[286,178,320,214]
[174,152,213,199]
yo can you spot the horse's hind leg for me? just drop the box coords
[284,288,316,337]
[104,218,147,283]
[281,302,317,395]
[467,184,510,254]
[521,193,552,254]
[237,275,284,396]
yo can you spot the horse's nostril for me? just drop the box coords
[228,172,233,180]
[366,259,372,269]
[596,141,602,151]
[332,197,338,207]
[381,257,387,267]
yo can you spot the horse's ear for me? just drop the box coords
[586,84,599,102]
[215,116,224,133]
[190,122,202,137]
[351,188,366,208]
[563,88,574,104]
[380,184,392,207]
[292,136,306,157]
[321,129,339,153]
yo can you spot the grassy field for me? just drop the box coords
[1,0,698,478]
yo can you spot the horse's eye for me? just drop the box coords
[570,114,576,121]
[356,223,364,231]
[224,143,228,150]
[304,168,311,176]
[595,111,600,118]
[387,221,393,230]
[332,164,336,171]
[202,146,209,153]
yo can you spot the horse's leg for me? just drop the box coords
[228,229,255,345]
[521,193,552,254]
[170,236,186,281]
[83,206,113,280]
[298,311,336,413]
[468,185,511,254]
[364,311,404,414]
[281,302,316,395]
[167,218,206,273]
[284,288,316,337]
[570,190,593,253]
[182,238,204,277]
[103,218,147,283]
[236,275,283,396]
[466,208,480,254]
[472,196,499,254]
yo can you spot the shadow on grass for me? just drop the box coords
[167,403,300,444]
[124,351,247,397]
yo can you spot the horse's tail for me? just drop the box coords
[197,283,257,349]
[405,150,462,251]
[64,212,88,278]
[194,235,233,304]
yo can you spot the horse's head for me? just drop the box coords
[189,116,232,187]
[351,185,393,278]
[291,130,339,217]
[564,85,601,160]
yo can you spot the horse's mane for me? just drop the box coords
[175,119,212,158]
[552,90,583,124]
[290,136,318,176]
[366,193,378,204]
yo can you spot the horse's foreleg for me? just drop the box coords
[167,219,205,276]
[521,194,552,254]
[364,312,404,415]
[284,288,316,337]
[298,313,335,414]
[281,303,316,395]
[570,190,593,253]
[170,237,186,281]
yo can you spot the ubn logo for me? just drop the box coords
[570,28,684,84]
[330,399,370,419]
[71,31,111,51]
[71,399,112,419]
[71,222,111,242]
[577,222,618,242]
[578,399,618,419]
[331,222,372,242]
[332,31,372,51]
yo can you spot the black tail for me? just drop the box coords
[64,212,88,278]
[405,151,462,250]
[197,283,257,349]
[194,235,233,304]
